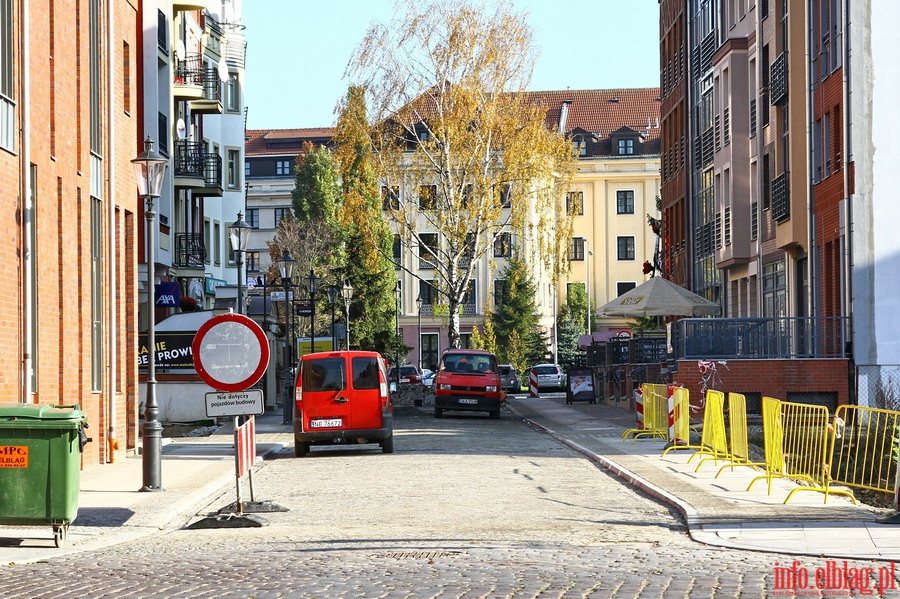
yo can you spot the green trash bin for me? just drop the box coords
[0,403,88,547]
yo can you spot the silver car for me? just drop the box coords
[530,364,566,391]
[499,365,521,393]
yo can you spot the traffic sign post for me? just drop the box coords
[188,313,286,528]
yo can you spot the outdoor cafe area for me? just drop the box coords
[582,277,852,415]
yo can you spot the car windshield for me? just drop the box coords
[302,358,346,392]
[499,366,511,375]
[442,354,498,373]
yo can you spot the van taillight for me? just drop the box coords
[378,369,390,409]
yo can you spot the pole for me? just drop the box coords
[330,298,336,351]
[141,196,162,492]
[586,239,592,336]
[417,305,422,372]
[395,290,401,387]
[344,299,351,350]
[236,251,244,316]
[310,291,316,354]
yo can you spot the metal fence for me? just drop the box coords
[671,317,848,360]
[857,365,900,409]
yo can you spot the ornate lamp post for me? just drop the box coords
[229,213,252,315]
[305,270,319,354]
[326,285,340,351]
[416,294,423,372]
[341,280,354,350]
[278,250,296,425]
[132,136,168,493]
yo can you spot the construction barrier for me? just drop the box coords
[622,384,668,442]
[715,392,765,477]
[829,404,900,504]
[633,387,644,430]
[668,390,727,466]
[529,369,539,398]
[748,397,856,504]
[661,387,692,452]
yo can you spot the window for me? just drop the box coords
[274,207,290,225]
[616,190,635,214]
[617,282,637,296]
[762,259,786,317]
[572,136,587,156]
[617,138,635,155]
[462,280,476,306]
[419,184,437,209]
[245,161,251,177]
[89,0,102,154]
[213,221,221,265]
[246,208,259,228]
[566,191,584,215]
[419,233,438,268]
[381,185,400,210]
[496,182,512,207]
[493,232,512,257]
[421,333,439,371]
[275,160,291,176]
[91,197,103,391]
[227,149,240,188]
[225,72,240,111]
[569,237,586,261]
[461,233,476,265]
[419,279,439,304]
[246,251,260,272]
[493,279,507,307]
[616,236,635,260]
[123,42,131,113]
[392,234,402,265]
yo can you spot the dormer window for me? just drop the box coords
[617,138,635,155]
[572,136,587,156]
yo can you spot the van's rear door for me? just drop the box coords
[348,355,385,430]
[299,356,354,431]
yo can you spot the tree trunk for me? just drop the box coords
[448,301,461,348]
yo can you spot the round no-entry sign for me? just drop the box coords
[192,313,269,392]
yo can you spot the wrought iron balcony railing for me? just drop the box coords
[174,232,207,268]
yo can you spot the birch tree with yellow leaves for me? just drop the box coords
[347,0,577,349]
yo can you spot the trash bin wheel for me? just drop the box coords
[53,524,67,548]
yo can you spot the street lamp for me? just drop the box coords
[278,250,296,426]
[229,213,252,315]
[305,270,319,354]
[394,281,402,387]
[416,294,423,372]
[132,136,167,492]
[341,280,354,350]
[326,285,340,351]
[585,238,593,335]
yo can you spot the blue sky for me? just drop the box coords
[242,0,660,130]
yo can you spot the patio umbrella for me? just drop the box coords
[599,276,721,318]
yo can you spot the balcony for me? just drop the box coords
[189,67,223,114]
[173,54,204,100]
[173,233,207,277]
[173,140,223,196]
[770,52,788,105]
[173,0,206,12]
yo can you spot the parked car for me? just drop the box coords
[388,365,423,385]
[293,350,393,457]
[530,363,566,391]
[499,365,521,393]
[421,370,437,387]
[433,349,505,419]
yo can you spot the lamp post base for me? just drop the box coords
[139,418,164,492]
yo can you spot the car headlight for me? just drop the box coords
[486,385,497,392]
[439,383,451,390]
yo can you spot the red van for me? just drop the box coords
[293,351,393,457]
[433,349,505,419]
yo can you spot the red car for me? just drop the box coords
[433,349,505,419]
[389,365,423,385]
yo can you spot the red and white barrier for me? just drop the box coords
[633,388,644,429]
[529,369,540,397]
[236,416,256,478]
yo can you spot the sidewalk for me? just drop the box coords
[507,395,900,561]
[1,398,899,566]
[0,412,291,565]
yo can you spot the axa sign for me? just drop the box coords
[156,282,180,307]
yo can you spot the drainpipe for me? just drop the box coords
[840,0,851,353]
[22,0,33,402]
[106,0,119,462]
[805,1,817,322]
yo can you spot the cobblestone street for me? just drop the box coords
[0,404,895,598]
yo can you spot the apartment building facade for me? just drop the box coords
[0,0,140,466]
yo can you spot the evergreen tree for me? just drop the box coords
[468,324,484,350]
[333,86,397,354]
[493,255,550,367]
[556,314,583,371]
[291,143,341,224]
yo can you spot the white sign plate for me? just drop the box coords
[205,389,265,418]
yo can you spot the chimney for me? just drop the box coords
[558,99,573,134]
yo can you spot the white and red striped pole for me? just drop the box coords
[633,387,644,429]
[529,369,540,397]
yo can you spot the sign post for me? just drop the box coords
[188,313,286,528]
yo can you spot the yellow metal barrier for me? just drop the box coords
[686,390,730,469]
[748,397,856,504]
[829,404,900,499]
[715,392,765,477]
[622,384,668,442]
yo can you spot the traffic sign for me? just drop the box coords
[192,313,269,392]
[205,389,265,418]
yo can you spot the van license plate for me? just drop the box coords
[458,399,478,404]
[310,418,342,428]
